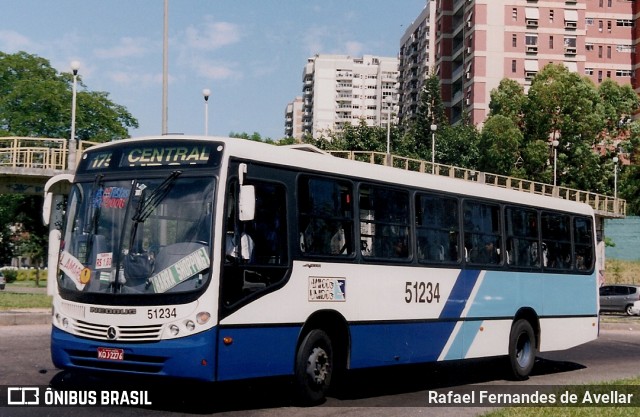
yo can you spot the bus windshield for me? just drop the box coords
[59,174,215,295]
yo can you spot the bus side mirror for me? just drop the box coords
[237,162,255,221]
[238,185,255,222]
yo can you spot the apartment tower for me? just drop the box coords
[398,1,437,122]
[418,0,637,126]
[300,54,399,139]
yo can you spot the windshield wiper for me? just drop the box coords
[131,170,182,223]
[83,173,104,235]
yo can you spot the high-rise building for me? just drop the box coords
[300,54,399,139]
[284,96,304,141]
[400,0,638,127]
[398,1,436,123]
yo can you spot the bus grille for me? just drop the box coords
[72,319,163,342]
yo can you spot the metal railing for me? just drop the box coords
[327,150,627,218]
[0,137,97,171]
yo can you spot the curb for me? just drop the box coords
[0,309,51,326]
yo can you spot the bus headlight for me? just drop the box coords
[169,324,180,336]
[185,320,196,332]
[62,317,69,328]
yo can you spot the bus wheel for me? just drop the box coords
[294,329,333,405]
[508,319,536,380]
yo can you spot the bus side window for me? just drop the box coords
[505,206,540,269]
[463,200,501,266]
[574,216,594,272]
[298,176,354,257]
[415,193,460,264]
[359,184,410,260]
[541,212,572,271]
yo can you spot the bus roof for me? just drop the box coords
[88,135,595,217]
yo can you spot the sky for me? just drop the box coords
[0,0,428,140]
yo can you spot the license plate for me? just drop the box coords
[97,347,124,361]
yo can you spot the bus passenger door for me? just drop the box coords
[220,165,290,315]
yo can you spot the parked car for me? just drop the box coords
[599,284,640,315]
[0,271,5,290]
[630,300,640,316]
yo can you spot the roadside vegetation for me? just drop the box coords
[0,268,51,310]
[605,259,640,285]
[0,291,51,310]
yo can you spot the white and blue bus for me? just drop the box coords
[44,136,599,404]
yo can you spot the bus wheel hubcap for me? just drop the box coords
[516,335,531,367]
[306,347,329,385]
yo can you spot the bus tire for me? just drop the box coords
[508,319,536,380]
[294,329,333,405]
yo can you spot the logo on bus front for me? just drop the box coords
[308,277,346,302]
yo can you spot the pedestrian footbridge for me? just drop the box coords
[0,137,95,196]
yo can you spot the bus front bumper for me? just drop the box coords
[51,326,217,381]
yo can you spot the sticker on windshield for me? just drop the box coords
[59,250,86,291]
[149,247,210,293]
[93,186,130,209]
[95,252,112,269]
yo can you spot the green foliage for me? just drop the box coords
[0,195,23,264]
[15,268,47,282]
[488,78,526,127]
[0,292,52,310]
[478,115,523,176]
[0,51,138,141]
[486,62,640,212]
[3,269,17,283]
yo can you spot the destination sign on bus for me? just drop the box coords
[80,141,223,172]
[121,145,211,167]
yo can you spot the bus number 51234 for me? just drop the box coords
[405,281,440,304]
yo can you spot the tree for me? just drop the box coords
[597,79,639,137]
[434,123,480,169]
[619,122,640,215]
[525,63,606,191]
[0,51,140,269]
[478,115,523,176]
[0,195,22,264]
[408,72,446,161]
[0,51,138,141]
[488,78,527,128]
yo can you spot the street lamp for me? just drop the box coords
[202,88,211,136]
[430,124,437,171]
[552,139,560,186]
[613,156,619,200]
[69,60,80,170]
[385,95,393,166]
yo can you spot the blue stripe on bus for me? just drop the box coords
[465,271,597,318]
[439,269,481,320]
[442,320,487,361]
[350,268,482,368]
[349,321,457,368]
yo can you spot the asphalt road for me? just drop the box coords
[0,320,639,417]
